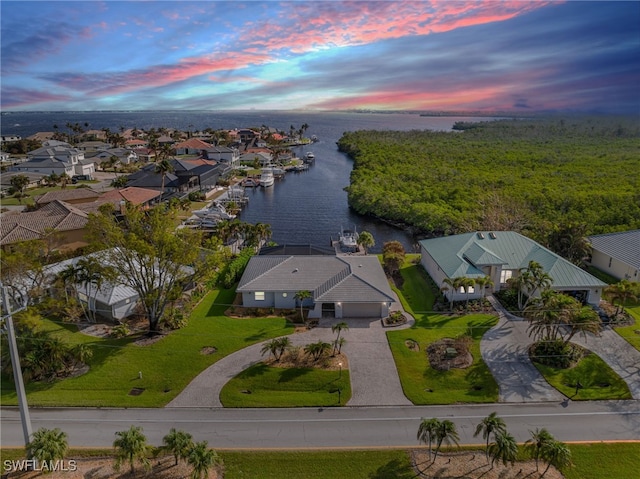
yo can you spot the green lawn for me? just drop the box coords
[220,363,351,407]
[0,289,294,407]
[222,450,414,479]
[614,304,640,352]
[566,442,640,479]
[533,353,631,400]
[386,258,499,404]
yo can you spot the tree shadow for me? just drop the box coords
[236,362,269,379]
[368,459,416,479]
[277,367,311,383]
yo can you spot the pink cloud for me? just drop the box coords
[0,87,73,109]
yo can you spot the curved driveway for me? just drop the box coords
[168,310,414,407]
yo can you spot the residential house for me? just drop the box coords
[240,151,272,167]
[1,200,90,251]
[174,138,212,156]
[76,141,112,152]
[13,144,95,178]
[588,230,640,281]
[419,231,606,306]
[85,147,138,167]
[97,187,162,211]
[35,188,102,208]
[237,255,395,319]
[1,171,46,195]
[203,146,240,171]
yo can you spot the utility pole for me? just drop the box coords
[1,283,33,453]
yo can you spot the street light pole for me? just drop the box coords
[1,284,34,453]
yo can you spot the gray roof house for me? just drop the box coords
[237,255,396,319]
[588,230,640,281]
[419,231,607,306]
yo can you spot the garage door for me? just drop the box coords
[341,303,382,318]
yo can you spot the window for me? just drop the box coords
[255,291,265,301]
[500,270,513,283]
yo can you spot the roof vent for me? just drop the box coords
[292,268,299,273]
[477,232,485,239]
[489,232,497,239]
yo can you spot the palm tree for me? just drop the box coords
[525,427,554,472]
[113,425,150,474]
[433,419,460,463]
[460,277,476,308]
[475,275,493,299]
[474,412,507,463]
[9,174,30,203]
[605,280,639,315]
[304,340,332,361]
[441,277,461,311]
[276,337,291,360]
[540,439,572,477]
[563,306,601,344]
[187,441,222,479]
[331,321,349,355]
[357,231,375,255]
[487,430,518,469]
[155,158,174,197]
[162,428,194,466]
[336,337,347,354]
[417,418,440,462]
[261,338,281,361]
[27,427,68,465]
[521,260,553,309]
[294,290,312,321]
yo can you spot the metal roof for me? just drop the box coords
[420,231,606,288]
[588,230,640,269]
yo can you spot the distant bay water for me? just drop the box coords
[1,111,498,253]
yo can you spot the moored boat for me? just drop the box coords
[339,226,359,249]
[260,167,275,187]
[304,151,315,163]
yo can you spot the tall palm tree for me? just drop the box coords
[294,290,312,321]
[541,439,572,477]
[155,158,174,197]
[475,275,494,299]
[27,427,68,465]
[433,419,460,463]
[605,280,639,315]
[163,428,194,466]
[357,231,375,255]
[488,430,518,469]
[441,277,458,311]
[525,427,554,471]
[460,277,476,308]
[417,417,441,462]
[113,425,150,474]
[474,412,507,463]
[331,321,349,355]
[187,441,222,479]
[521,260,553,309]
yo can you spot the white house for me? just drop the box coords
[13,145,95,178]
[419,231,606,306]
[588,230,640,281]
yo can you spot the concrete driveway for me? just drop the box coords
[167,314,414,408]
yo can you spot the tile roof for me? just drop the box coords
[35,188,101,205]
[1,200,89,245]
[420,231,606,289]
[237,255,395,303]
[174,138,212,149]
[588,230,640,269]
[99,187,161,205]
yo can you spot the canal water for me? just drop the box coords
[2,111,495,253]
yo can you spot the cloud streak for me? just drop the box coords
[1,1,637,113]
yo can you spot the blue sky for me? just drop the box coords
[1,1,638,113]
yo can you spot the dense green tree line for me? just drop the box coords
[338,117,640,239]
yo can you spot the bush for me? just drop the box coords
[188,191,205,201]
[110,324,130,338]
[530,340,583,369]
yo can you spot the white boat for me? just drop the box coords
[304,151,315,162]
[260,167,275,187]
[193,202,236,220]
[339,226,359,249]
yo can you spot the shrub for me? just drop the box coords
[110,324,131,338]
[530,340,583,369]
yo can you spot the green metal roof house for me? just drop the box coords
[419,231,606,306]
[587,229,640,281]
[237,255,395,319]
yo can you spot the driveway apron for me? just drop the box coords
[571,327,640,399]
[167,316,412,408]
[481,296,566,403]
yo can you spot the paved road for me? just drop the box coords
[2,401,639,448]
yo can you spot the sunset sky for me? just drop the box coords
[1,1,638,113]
